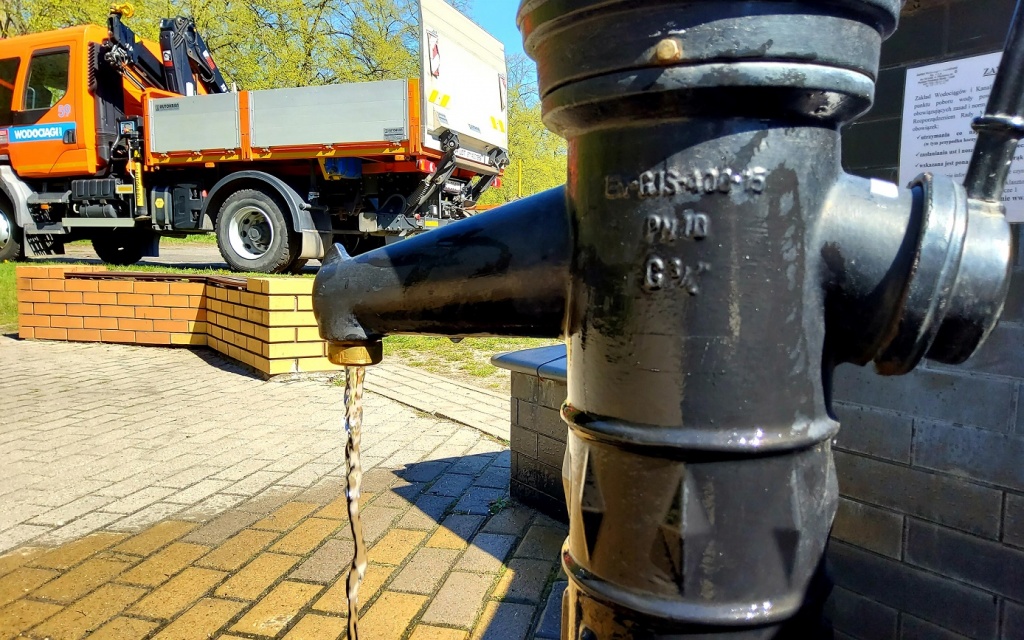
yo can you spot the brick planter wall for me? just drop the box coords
[15,266,341,377]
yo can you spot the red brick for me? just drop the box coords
[50,291,83,304]
[169,282,205,296]
[189,295,204,308]
[51,316,85,329]
[64,280,99,293]
[33,279,65,291]
[19,326,34,339]
[98,280,133,293]
[137,306,172,320]
[18,290,49,303]
[17,302,32,315]
[136,332,171,345]
[68,329,102,342]
[119,318,154,331]
[84,292,118,305]
[101,330,135,343]
[19,315,49,327]
[118,293,153,306]
[100,306,135,318]
[15,266,49,278]
[169,307,201,321]
[84,317,118,330]
[68,304,101,317]
[134,282,170,295]
[35,327,68,340]
[46,267,69,277]
[34,303,67,315]
[15,277,30,290]
[153,320,189,333]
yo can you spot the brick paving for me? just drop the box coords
[0,335,567,638]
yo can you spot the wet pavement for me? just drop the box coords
[0,336,566,639]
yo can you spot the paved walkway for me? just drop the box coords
[0,336,567,639]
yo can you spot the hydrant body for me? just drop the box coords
[313,0,1023,636]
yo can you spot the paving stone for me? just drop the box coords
[30,582,147,640]
[196,528,279,572]
[391,547,460,594]
[128,567,226,620]
[313,564,394,615]
[448,455,494,476]
[231,580,323,636]
[118,542,208,587]
[150,597,245,640]
[0,566,59,607]
[0,598,64,638]
[422,572,496,628]
[367,529,427,566]
[410,625,470,640]
[116,520,197,555]
[28,495,113,526]
[290,539,354,583]
[534,582,568,639]
[515,526,565,560]
[183,511,259,546]
[271,518,342,555]
[0,548,45,579]
[454,488,507,516]
[88,616,159,640]
[456,533,517,573]
[31,557,131,604]
[399,495,456,530]
[283,613,347,640]
[354,506,402,543]
[493,559,555,603]
[253,502,320,532]
[474,465,511,489]
[360,591,429,638]
[374,482,426,509]
[472,601,537,640]
[215,552,301,600]
[482,506,533,537]
[427,514,486,550]
[428,473,475,497]
[402,461,450,482]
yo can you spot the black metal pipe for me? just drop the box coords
[964,0,1024,203]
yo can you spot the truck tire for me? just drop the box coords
[91,228,149,266]
[0,205,22,262]
[216,189,299,273]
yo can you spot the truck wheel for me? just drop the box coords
[0,205,22,262]
[91,228,148,266]
[216,189,298,273]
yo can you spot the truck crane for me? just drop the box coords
[0,0,509,273]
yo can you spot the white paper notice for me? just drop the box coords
[899,51,1024,222]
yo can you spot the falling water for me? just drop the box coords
[343,365,368,638]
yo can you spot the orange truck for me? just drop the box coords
[0,1,509,272]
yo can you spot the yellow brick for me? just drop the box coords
[297,294,314,311]
[0,598,63,639]
[215,553,300,600]
[0,548,45,578]
[410,625,470,640]
[227,289,241,304]
[367,529,427,566]
[246,337,263,354]
[283,613,347,640]
[197,529,278,572]
[230,581,323,636]
[240,291,255,307]
[118,542,208,587]
[359,591,428,639]
[254,293,297,310]
[264,278,314,295]
[127,567,226,620]
[313,564,393,614]
[268,359,297,375]
[295,326,322,342]
[248,307,267,324]
[31,558,130,604]
[239,350,256,367]
[29,582,146,640]
[268,342,327,359]
[266,311,318,327]
[150,597,245,640]
[297,356,342,373]
[253,502,320,533]
[114,521,197,556]
[270,518,341,556]
[252,355,272,375]
[88,616,158,640]
[246,278,269,293]
[32,532,128,571]
[171,333,208,346]
[0,566,59,607]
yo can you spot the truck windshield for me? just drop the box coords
[0,58,19,126]
[24,50,68,111]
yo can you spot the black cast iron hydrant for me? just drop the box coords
[314,0,1024,637]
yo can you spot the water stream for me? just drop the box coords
[343,365,368,639]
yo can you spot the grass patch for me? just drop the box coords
[384,335,559,393]
[0,262,15,331]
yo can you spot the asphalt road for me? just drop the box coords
[51,242,322,273]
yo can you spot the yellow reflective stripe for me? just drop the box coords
[429,89,440,104]
[439,94,451,108]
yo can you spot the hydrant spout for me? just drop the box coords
[313,187,570,345]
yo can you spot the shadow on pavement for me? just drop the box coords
[0,452,568,639]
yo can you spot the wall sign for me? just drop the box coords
[899,51,1024,222]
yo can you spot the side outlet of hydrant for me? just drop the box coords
[313,0,1024,637]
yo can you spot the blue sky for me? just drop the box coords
[468,0,525,58]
